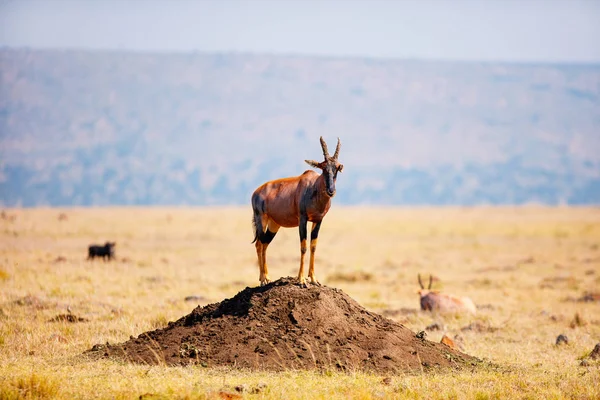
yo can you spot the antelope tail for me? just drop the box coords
[251,214,261,244]
[251,192,266,244]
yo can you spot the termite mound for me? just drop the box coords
[86,277,480,373]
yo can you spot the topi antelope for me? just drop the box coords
[251,136,343,287]
[418,274,477,315]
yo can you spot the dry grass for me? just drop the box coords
[1,206,599,399]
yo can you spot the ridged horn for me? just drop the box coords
[319,136,330,159]
[333,137,341,160]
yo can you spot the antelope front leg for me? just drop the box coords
[308,221,322,285]
[255,240,267,285]
[297,215,308,287]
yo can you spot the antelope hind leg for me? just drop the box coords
[297,217,308,287]
[260,221,280,286]
[255,240,268,285]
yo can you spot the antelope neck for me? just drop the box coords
[314,174,332,208]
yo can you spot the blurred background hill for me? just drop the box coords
[1,1,599,206]
[1,48,599,206]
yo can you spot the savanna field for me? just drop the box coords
[0,207,599,399]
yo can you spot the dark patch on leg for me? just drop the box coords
[260,229,277,244]
[310,221,322,241]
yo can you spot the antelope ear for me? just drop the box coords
[305,160,321,169]
[337,164,344,173]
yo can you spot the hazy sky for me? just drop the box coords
[1,0,599,63]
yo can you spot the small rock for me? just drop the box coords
[184,295,206,302]
[588,343,600,360]
[234,384,248,393]
[218,392,242,400]
[460,321,499,333]
[520,256,535,264]
[578,292,600,303]
[425,322,443,331]
[440,334,457,350]
[14,295,45,308]
[556,334,569,346]
[48,313,88,323]
[416,331,427,340]
[251,383,267,394]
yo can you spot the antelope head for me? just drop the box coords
[305,136,344,197]
[417,273,434,296]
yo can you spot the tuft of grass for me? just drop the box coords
[0,268,9,281]
[1,373,61,400]
[150,314,169,330]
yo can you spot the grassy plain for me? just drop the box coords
[0,206,599,399]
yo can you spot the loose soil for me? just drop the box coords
[86,278,479,373]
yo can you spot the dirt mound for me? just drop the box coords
[86,278,479,373]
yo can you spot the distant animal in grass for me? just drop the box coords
[1,210,16,222]
[417,274,477,315]
[251,136,343,287]
[87,242,116,261]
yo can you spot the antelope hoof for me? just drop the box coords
[309,276,321,286]
[260,277,271,287]
[297,276,308,288]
